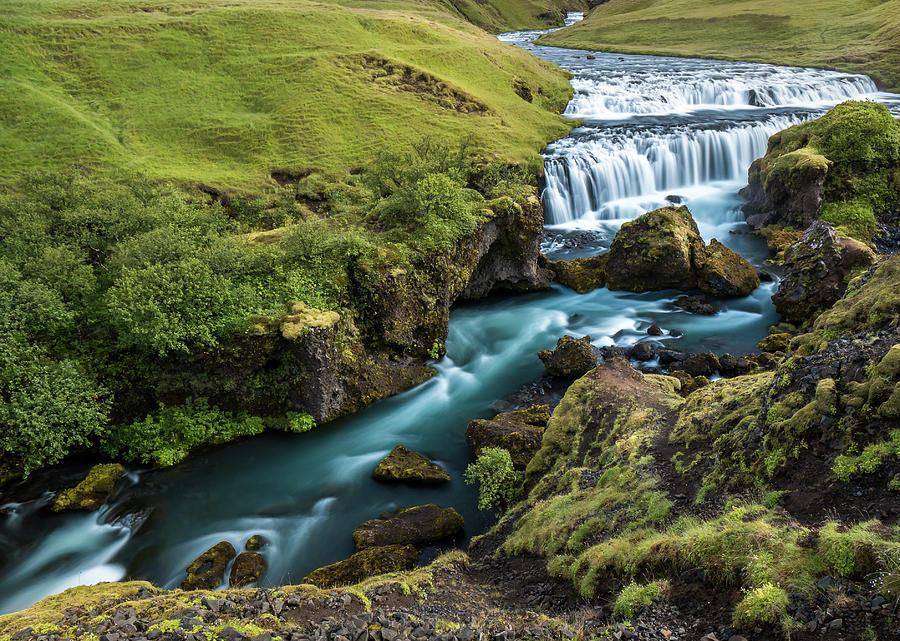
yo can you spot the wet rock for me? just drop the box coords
[538,335,599,378]
[647,323,664,336]
[229,551,266,588]
[180,541,236,590]
[773,221,876,324]
[695,239,760,297]
[675,352,720,377]
[245,534,269,551]
[606,206,758,297]
[606,206,704,292]
[758,332,791,353]
[547,253,609,294]
[630,341,656,362]
[674,294,717,315]
[352,504,464,549]
[372,446,450,485]
[718,353,754,376]
[304,544,417,588]
[466,404,550,469]
[51,463,125,512]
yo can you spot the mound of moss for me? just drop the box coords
[743,101,900,243]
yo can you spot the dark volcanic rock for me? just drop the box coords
[773,221,875,324]
[465,405,550,469]
[245,534,269,551]
[181,541,236,590]
[352,504,464,549]
[695,239,760,297]
[674,294,718,315]
[229,552,266,588]
[372,446,450,485]
[537,335,599,378]
[303,544,417,588]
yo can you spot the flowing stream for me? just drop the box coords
[2,14,899,615]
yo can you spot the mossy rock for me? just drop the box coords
[465,404,551,469]
[758,333,791,353]
[606,206,703,292]
[372,446,450,485]
[51,464,125,512]
[695,239,760,298]
[302,544,417,589]
[352,504,464,550]
[772,221,876,325]
[537,335,598,378]
[180,541,236,590]
[228,551,265,588]
[548,253,609,294]
[673,352,720,378]
[245,534,269,551]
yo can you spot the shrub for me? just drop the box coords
[285,412,316,433]
[464,447,521,511]
[733,583,790,629]
[613,580,670,619]
[102,398,265,466]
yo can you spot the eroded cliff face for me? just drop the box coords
[113,190,551,424]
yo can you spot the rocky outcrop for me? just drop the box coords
[605,206,759,296]
[51,463,125,512]
[537,335,599,378]
[773,222,876,324]
[372,446,450,484]
[302,544,418,588]
[245,534,269,551]
[742,101,900,246]
[758,333,791,353]
[352,505,464,549]
[228,552,265,588]
[465,405,551,469]
[547,253,608,293]
[113,189,552,425]
[180,541,236,590]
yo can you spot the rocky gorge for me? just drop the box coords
[2,12,900,641]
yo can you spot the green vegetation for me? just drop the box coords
[0,0,575,190]
[538,0,900,91]
[0,135,539,476]
[464,447,522,511]
[733,583,791,630]
[612,580,670,619]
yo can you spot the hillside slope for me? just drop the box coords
[0,0,576,190]
[537,0,900,92]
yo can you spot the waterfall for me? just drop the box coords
[542,115,805,223]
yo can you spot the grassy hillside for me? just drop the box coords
[446,0,588,33]
[538,0,900,92]
[0,0,576,191]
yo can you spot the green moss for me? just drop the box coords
[819,200,878,242]
[51,463,125,512]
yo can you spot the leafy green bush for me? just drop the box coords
[464,447,521,511]
[102,398,265,467]
[285,412,316,433]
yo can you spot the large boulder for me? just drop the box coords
[372,446,450,484]
[538,335,599,378]
[228,551,265,588]
[51,463,125,512]
[180,541,236,590]
[303,544,418,588]
[606,206,704,292]
[773,222,876,324]
[606,206,758,297]
[695,239,760,298]
[465,405,551,469]
[547,253,609,294]
[352,504,464,550]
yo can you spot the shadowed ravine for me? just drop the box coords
[1,13,899,616]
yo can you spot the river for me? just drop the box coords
[1,13,898,615]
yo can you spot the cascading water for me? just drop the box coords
[2,14,899,616]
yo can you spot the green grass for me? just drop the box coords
[0,0,576,191]
[538,0,900,91]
